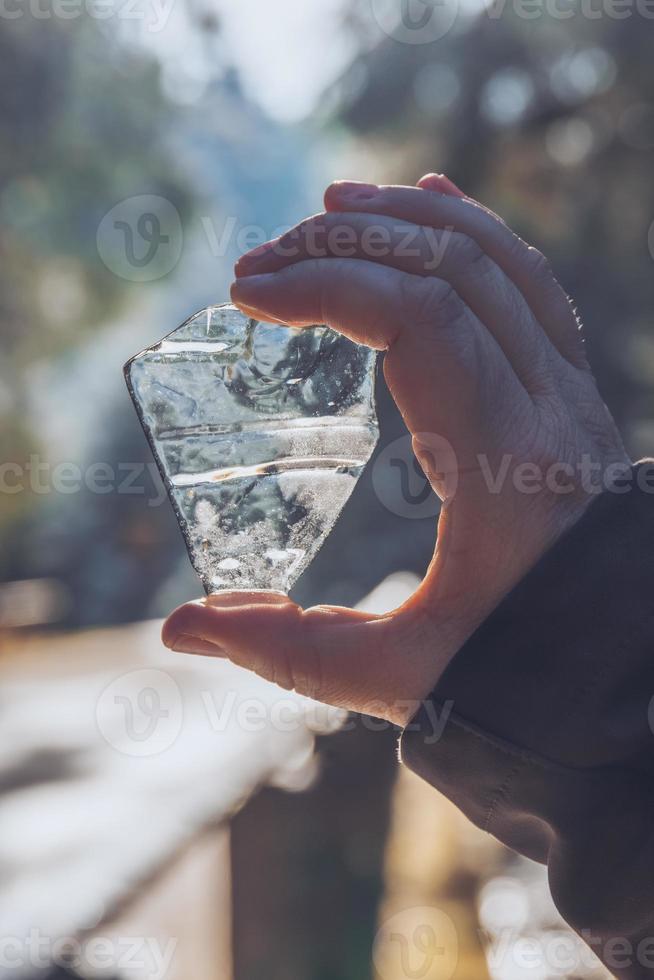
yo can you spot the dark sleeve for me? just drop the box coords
[400,461,654,980]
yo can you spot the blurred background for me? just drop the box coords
[1,1,653,978]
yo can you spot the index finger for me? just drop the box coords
[324,181,586,369]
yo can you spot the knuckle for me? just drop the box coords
[237,638,295,693]
[289,626,324,702]
[452,234,489,276]
[304,259,330,323]
[402,275,465,328]
[325,180,344,200]
[267,654,296,692]
[432,281,468,327]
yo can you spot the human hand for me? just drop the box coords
[162,174,628,726]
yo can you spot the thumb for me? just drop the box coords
[162,591,415,722]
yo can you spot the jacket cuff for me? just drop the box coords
[400,461,654,857]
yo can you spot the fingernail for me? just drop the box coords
[418,173,466,199]
[170,634,227,657]
[229,281,289,326]
[229,272,274,310]
[235,239,277,273]
[231,275,267,307]
[234,304,289,326]
[331,180,379,201]
[231,273,274,296]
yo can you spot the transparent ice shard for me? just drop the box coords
[124,304,379,594]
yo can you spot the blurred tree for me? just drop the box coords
[329,6,654,453]
[0,18,195,587]
[0,20,190,368]
[0,19,192,530]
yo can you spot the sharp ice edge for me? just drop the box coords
[170,456,365,488]
[156,341,230,355]
[156,418,375,441]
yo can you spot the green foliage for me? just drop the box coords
[0,19,192,371]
